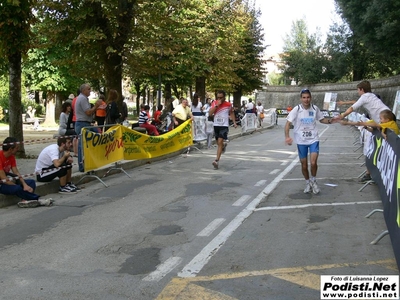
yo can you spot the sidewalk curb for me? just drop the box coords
[0,124,275,208]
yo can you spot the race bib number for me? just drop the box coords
[215,117,225,125]
[302,127,315,139]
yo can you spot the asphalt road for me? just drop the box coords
[0,120,397,300]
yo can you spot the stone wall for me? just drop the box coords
[255,75,400,112]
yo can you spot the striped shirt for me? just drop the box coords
[139,110,148,125]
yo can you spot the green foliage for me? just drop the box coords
[281,20,332,84]
[334,0,400,77]
[0,0,34,57]
[231,4,265,99]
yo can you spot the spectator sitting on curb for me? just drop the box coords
[35,137,81,194]
[0,137,53,208]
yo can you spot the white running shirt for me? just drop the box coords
[286,104,324,145]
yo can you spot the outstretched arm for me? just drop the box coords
[337,100,356,106]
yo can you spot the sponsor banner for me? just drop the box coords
[123,120,193,160]
[366,129,400,270]
[321,275,399,299]
[192,116,207,141]
[241,113,256,133]
[276,108,289,117]
[82,125,124,172]
[320,110,342,118]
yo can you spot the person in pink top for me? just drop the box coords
[208,90,237,169]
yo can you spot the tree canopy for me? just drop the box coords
[0,0,266,154]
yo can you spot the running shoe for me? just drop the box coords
[212,160,219,169]
[310,181,320,194]
[303,183,312,194]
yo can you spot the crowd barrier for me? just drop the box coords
[81,120,193,173]
[365,128,400,270]
[338,111,399,270]
[241,113,257,132]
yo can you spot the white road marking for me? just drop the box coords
[197,218,226,237]
[232,195,251,207]
[254,180,267,187]
[269,169,280,174]
[255,201,381,212]
[178,158,300,278]
[177,126,336,278]
[142,257,183,282]
[280,161,288,166]
[281,177,358,181]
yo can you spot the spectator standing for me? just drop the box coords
[58,102,78,155]
[74,84,101,172]
[285,89,336,194]
[65,93,74,104]
[191,93,203,116]
[36,137,80,194]
[209,90,237,169]
[256,101,264,128]
[245,99,255,114]
[335,80,390,182]
[0,137,53,208]
[95,94,107,127]
[336,80,390,125]
[203,97,212,118]
[105,89,121,125]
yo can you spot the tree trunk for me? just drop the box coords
[164,82,171,102]
[195,76,206,103]
[34,90,40,104]
[104,53,123,113]
[172,84,179,99]
[54,92,62,122]
[233,89,242,108]
[134,81,141,116]
[8,51,25,157]
[42,91,57,127]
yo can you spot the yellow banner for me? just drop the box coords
[82,126,124,172]
[123,120,193,160]
[81,121,193,171]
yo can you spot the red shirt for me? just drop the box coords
[0,150,16,173]
[154,110,162,124]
